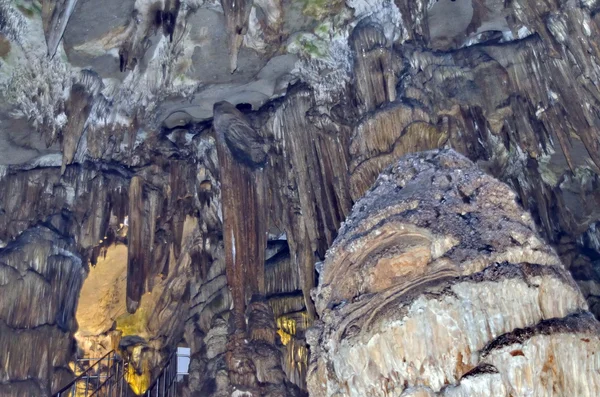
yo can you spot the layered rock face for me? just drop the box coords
[0,227,83,396]
[2,0,600,396]
[308,149,600,397]
[0,167,128,396]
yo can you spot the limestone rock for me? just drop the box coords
[2,0,600,395]
[308,149,600,397]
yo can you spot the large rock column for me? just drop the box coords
[212,101,304,396]
[308,149,600,396]
[213,101,269,330]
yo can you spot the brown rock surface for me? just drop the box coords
[308,149,600,396]
[2,0,600,395]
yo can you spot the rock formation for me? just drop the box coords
[308,149,600,396]
[1,0,600,396]
[213,100,268,329]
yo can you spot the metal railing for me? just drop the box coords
[141,349,189,397]
[53,350,129,397]
[53,348,189,397]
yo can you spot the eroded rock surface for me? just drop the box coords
[2,0,600,395]
[0,227,82,396]
[308,149,600,397]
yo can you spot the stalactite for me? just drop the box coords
[213,100,268,330]
[350,20,401,114]
[42,0,81,57]
[265,247,300,296]
[220,0,254,73]
[264,84,353,320]
[0,226,83,394]
[61,84,93,174]
[268,294,305,318]
[0,166,129,248]
[282,336,309,391]
[127,176,161,313]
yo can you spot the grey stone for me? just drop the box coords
[63,0,135,46]
[187,9,265,84]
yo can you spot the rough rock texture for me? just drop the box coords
[308,149,600,397]
[2,0,600,395]
[214,100,267,329]
[223,298,306,397]
[0,165,127,395]
[0,227,82,396]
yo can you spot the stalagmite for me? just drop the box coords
[308,149,600,397]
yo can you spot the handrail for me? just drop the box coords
[53,350,120,396]
[143,350,179,396]
[89,361,125,397]
[89,372,116,397]
[52,347,187,396]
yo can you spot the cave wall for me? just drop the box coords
[1,0,600,396]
